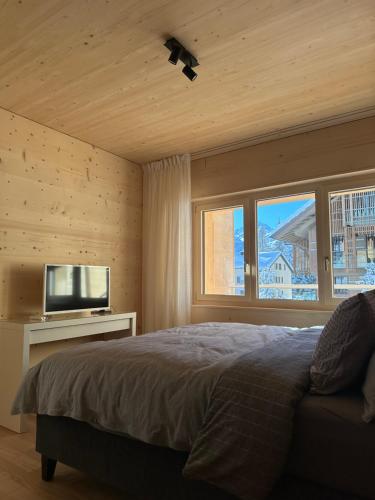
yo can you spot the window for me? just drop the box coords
[80,267,108,298]
[202,206,244,296]
[256,193,318,301]
[194,175,375,309]
[329,186,375,298]
[48,266,73,296]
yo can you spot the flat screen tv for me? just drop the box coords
[43,264,110,315]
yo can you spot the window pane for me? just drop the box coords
[203,206,244,295]
[257,193,318,300]
[329,187,375,298]
[48,265,73,296]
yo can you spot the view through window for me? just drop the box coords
[329,187,375,298]
[203,206,244,295]
[256,193,318,300]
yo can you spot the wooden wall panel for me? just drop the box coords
[0,107,142,329]
[191,116,375,327]
[0,0,374,163]
[191,117,375,199]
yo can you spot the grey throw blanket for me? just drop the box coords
[184,330,320,500]
[12,322,321,499]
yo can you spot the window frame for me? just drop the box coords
[193,173,375,311]
[193,196,250,304]
[321,174,375,308]
[250,183,325,310]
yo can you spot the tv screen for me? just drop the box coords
[43,264,110,314]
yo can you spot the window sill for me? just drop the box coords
[191,303,333,328]
[192,303,333,314]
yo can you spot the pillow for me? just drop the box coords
[363,350,375,423]
[310,291,375,395]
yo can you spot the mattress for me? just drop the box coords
[287,391,375,499]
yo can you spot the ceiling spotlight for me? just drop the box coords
[164,37,199,81]
[182,64,197,81]
[168,46,182,65]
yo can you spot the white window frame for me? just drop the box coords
[193,196,250,305]
[250,182,325,310]
[193,172,375,311]
[320,174,375,308]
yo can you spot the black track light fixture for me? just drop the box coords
[164,37,199,81]
[182,64,197,81]
[168,46,182,65]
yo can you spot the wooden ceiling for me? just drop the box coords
[0,0,374,164]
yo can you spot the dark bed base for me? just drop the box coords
[36,414,235,500]
[36,414,365,500]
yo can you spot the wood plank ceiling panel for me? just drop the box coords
[0,0,374,163]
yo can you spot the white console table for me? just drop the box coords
[0,312,136,433]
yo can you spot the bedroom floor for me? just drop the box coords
[0,418,124,500]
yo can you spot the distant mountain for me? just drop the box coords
[234,222,293,268]
[258,222,273,232]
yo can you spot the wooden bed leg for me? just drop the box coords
[41,455,57,481]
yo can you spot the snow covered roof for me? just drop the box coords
[258,251,293,272]
[271,199,315,244]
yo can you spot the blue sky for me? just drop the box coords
[257,200,308,229]
[234,207,243,231]
[233,200,310,231]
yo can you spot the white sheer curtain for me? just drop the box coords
[142,154,192,333]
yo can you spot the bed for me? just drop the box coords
[35,392,373,500]
[287,391,375,499]
[12,322,375,500]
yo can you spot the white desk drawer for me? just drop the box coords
[29,318,130,344]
